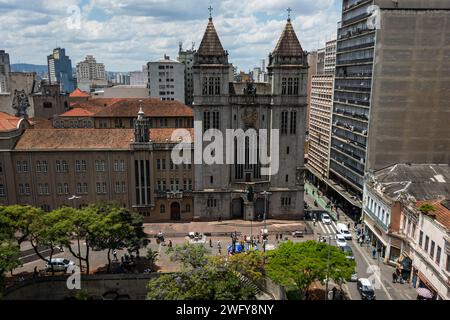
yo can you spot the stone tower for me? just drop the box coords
[192,13,308,220]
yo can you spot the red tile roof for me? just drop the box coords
[59,108,96,117]
[0,112,21,132]
[150,128,194,143]
[15,129,134,150]
[91,98,193,118]
[28,117,53,129]
[69,88,90,98]
[14,128,194,150]
[416,199,450,230]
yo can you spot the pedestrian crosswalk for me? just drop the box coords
[317,220,338,236]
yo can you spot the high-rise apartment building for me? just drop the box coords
[326,0,450,216]
[324,40,337,75]
[47,48,75,94]
[0,50,11,93]
[178,44,196,105]
[307,40,336,183]
[148,55,185,103]
[76,55,107,92]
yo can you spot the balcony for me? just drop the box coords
[342,12,370,27]
[335,85,371,92]
[338,42,374,53]
[334,97,370,107]
[336,57,374,66]
[364,206,389,232]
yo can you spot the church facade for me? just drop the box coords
[192,15,308,220]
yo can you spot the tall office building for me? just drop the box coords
[178,43,196,105]
[148,55,185,103]
[76,55,107,92]
[316,48,325,75]
[307,40,336,182]
[0,50,11,93]
[324,40,337,75]
[47,48,75,94]
[326,0,450,216]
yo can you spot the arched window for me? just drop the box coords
[160,204,165,213]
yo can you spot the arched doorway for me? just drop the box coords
[170,202,181,220]
[231,198,244,219]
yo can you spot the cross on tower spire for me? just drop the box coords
[208,5,213,19]
[287,7,292,21]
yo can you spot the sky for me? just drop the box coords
[0,0,342,72]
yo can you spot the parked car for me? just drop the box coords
[292,231,304,238]
[357,278,376,300]
[336,223,352,240]
[335,234,348,247]
[321,213,332,225]
[340,245,355,260]
[45,258,75,272]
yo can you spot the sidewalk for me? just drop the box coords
[143,220,313,238]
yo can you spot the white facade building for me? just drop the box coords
[76,55,107,92]
[148,55,185,103]
[130,65,148,87]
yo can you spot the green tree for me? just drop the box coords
[147,244,256,300]
[84,203,148,273]
[225,251,264,282]
[166,242,209,269]
[29,209,72,274]
[0,238,21,296]
[0,205,44,246]
[265,240,355,299]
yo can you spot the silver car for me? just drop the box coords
[45,258,75,272]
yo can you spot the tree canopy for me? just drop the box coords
[265,240,355,297]
[147,243,258,300]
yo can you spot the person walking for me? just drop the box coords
[113,249,118,261]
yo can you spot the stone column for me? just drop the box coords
[244,201,254,221]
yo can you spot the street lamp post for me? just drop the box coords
[68,195,82,271]
[325,235,331,301]
[260,191,271,259]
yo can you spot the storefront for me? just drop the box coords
[363,213,388,261]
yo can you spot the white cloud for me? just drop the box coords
[1,0,341,71]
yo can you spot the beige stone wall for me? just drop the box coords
[367,9,450,170]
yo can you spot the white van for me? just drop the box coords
[336,223,352,240]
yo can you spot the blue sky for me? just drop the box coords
[1,0,342,72]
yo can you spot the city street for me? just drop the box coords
[305,185,417,300]
[9,187,418,300]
